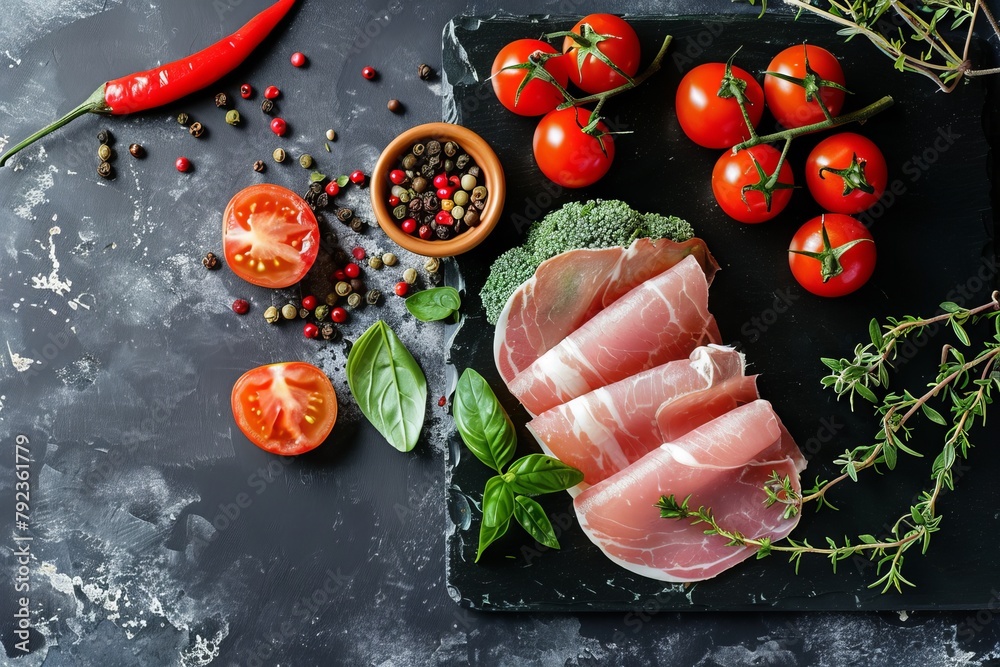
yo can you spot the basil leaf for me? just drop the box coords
[347,320,427,452]
[453,368,516,473]
[335,174,350,187]
[513,496,560,549]
[505,454,584,496]
[405,287,462,322]
[475,516,510,563]
[482,475,514,528]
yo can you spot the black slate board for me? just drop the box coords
[443,14,999,612]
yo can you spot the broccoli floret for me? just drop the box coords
[640,213,694,242]
[481,199,696,324]
[481,245,539,325]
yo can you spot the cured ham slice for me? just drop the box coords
[527,345,758,494]
[506,254,720,416]
[495,237,719,386]
[574,400,805,583]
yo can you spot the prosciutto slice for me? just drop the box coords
[506,254,720,416]
[527,345,758,494]
[495,237,719,386]
[574,400,806,583]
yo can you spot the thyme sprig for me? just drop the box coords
[743,0,1000,92]
[659,291,1000,592]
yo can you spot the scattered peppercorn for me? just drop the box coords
[368,256,384,270]
[331,307,348,323]
[402,268,418,285]
[272,148,286,163]
[314,304,330,321]
[349,170,366,185]
[350,219,365,233]
[261,99,275,114]
[320,322,338,341]
[290,52,307,67]
[189,122,205,138]
[347,293,363,309]
[175,156,192,172]
[324,293,338,307]
[326,129,336,141]
[270,118,287,136]
[424,257,440,274]
[202,252,219,270]
[298,307,310,319]
[361,65,377,80]
[418,63,433,80]
[128,143,145,158]
[232,299,250,314]
[382,252,398,267]
[264,85,281,100]
[215,92,229,108]
[281,303,298,320]
[325,181,340,197]
[394,282,409,297]
[343,263,360,279]
[253,160,266,173]
[303,322,319,339]
[387,99,403,113]
[336,207,354,223]
[298,153,313,169]
[300,295,316,311]
[352,247,366,261]
[438,395,447,407]
[97,129,112,144]
[240,83,253,99]
[263,306,280,323]
[365,289,382,305]
[335,281,352,297]
[97,144,112,161]
[97,161,114,179]
[226,109,241,126]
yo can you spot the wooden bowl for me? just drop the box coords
[370,122,505,258]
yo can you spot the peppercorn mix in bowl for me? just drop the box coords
[371,122,505,257]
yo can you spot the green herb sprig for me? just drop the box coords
[453,369,584,561]
[742,0,1000,92]
[660,291,1000,592]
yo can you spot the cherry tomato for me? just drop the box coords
[533,106,614,189]
[222,184,320,289]
[491,39,570,117]
[805,133,887,214]
[711,145,794,224]
[231,361,337,456]
[676,62,764,149]
[788,213,876,297]
[561,14,641,94]
[764,44,846,129]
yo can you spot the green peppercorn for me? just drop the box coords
[461,174,477,191]
[365,289,382,305]
[325,293,338,307]
[453,190,469,207]
[97,144,112,161]
[382,252,398,267]
[402,268,418,285]
[399,191,412,204]
[452,205,466,220]
[368,256,384,270]
[176,113,190,126]
[412,143,425,157]
[273,148,286,163]
[392,204,407,220]
[424,257,440,274]
[314,304,330,322]
[335,281,352,297]
[299,154,313,169]
[464,209,481,227]
[471,185,488,201]
[412,176,428,194]
[264,306,280,324]
[320,322,339,341]
[261,99,275,114]
[347,293,363,308]
[225,109,241,126]
[402,154,418,170]
[281,303,298,320]
[444,141,458,157]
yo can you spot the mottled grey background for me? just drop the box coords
[0,0,998,665]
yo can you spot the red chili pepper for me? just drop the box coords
[0,0,297,167]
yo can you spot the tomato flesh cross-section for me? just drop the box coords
[223,184,320,289]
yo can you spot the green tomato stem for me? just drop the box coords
[556,34,673,110]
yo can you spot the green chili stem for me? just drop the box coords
[732,95,895,152]
[0,85,110,167]
[556,34,673,110]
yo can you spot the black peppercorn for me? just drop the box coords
[417,63,433,80]
[435,225,452,240]
[315,193,329,209]
[261,99,275,114]
[455,154,471,170]
[336,208,354,223]
[392,204,407,220]
[419,163,435,179]
[365,289,382,305]
[189,121,205,138]
[309,181,324,194]
[97,129,112,145]
[402,154,418,170]
[128,143,145,159]
[387,99,403,113]
[443,141,458,157]
[350,278,366,294]
[253,160,266,172]
[214,92,229,108]
[466,165,481,179]
[423,193,439,211]
[333,248,351,266]
[412,143,426,156]
[320,322,339,341]
[202,252,220,270]
[426,140,441,156]
[350,219,365,233]
[96,161,114,179]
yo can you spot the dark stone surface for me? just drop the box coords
[0,1,998,665]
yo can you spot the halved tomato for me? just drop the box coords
[231,362,337,456]
[223,184,320,289]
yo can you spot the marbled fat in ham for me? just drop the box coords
[494,238,719,386]
[574,400,805,582]
[506,254,721,416]
[527,345,758,495]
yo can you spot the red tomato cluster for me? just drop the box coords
[491,14,642,188]
[677,44,885,297]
